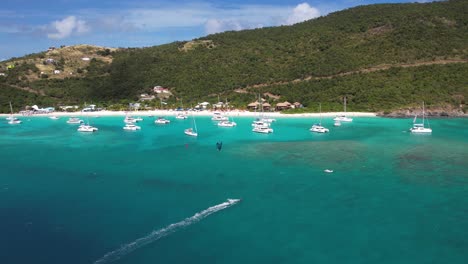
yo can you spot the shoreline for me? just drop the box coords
[0,110,377,118]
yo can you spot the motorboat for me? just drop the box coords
[8,117,22,124]
[184,128,198,137]
[123,124,141,131]
[155,117,170,124]
[324,169,334,173]
[261,117,276,123]
[252,120,270,127]
[49,115,59,120]
[252,126,273,134]
[211,112,228,121]
[134,117,143,122]
[77,124,98,132]
[67,117,84,124]
[334,120,341,127]
[218,120,237,127]
[333,115,353,122]
[310,123,329,133]
[124,116,137,124]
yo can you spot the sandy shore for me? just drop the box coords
[0,110,377,118]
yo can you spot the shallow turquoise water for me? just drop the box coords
[0,115,467,264]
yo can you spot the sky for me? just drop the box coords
[0,0,435,60]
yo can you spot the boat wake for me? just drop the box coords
[93,199,241,264]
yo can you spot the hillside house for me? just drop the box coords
[140,94,156,101]
[153,86,170,94]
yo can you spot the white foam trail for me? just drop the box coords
[94,199,240,264]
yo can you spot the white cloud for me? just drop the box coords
[47,16,90,39]
[285,3,320,25]
[204,19,249,35]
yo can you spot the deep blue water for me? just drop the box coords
[0,115,467,264]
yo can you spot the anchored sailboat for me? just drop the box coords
[310,103,329,133]
[184,110,198,137]
[334,97,353,122]
[7,102,22,124]
[410,102,432,133]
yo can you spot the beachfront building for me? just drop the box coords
[247,101,271,111]
[247,101,260,110]
[293,102,303,109]
[262,103,271,111]
[276,101,292,111]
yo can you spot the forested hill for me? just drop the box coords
[0,0,467,114]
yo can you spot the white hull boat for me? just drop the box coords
[410,102,432,134]
[310,124,329,133]
[77,124,98,132]
[67,117,84,124]
[155,117,170,124]
[184,128,198,137]
[218,121,237,127]
[252,126,273,134]
[123,124,141,131]
[334,97,353,122]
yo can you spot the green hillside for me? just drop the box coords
[0,0,467,113]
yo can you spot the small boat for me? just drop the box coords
[333,97,353,122]
[324,169,334,173]
[261,117,276,123]
[7,102,22,124]
[123,124,141,131]
[184,128,198,137]
[66,117,84,124]
[184,110,198,137]
[49,116,59,120]
[77,124,98,132]
[78,112,98,132]
[211,111,229,121]
[8,117,22,124]
[218,120,237,127]
[410,102,432,134]
[334,120,341,127]
[155,117,170,124]
[310,124,329,133]
[227,198,241,204]
[252,125,273,134]
[124,116,137,124]
[310,103,329,133]
[252,120,269,127]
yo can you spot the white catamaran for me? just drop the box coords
[334,97,353,122]
[410,102,432,134]
[310,103,329,133]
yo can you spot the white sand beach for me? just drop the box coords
[0,110,377,118]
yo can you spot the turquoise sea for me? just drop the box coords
[0,115,467,264]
